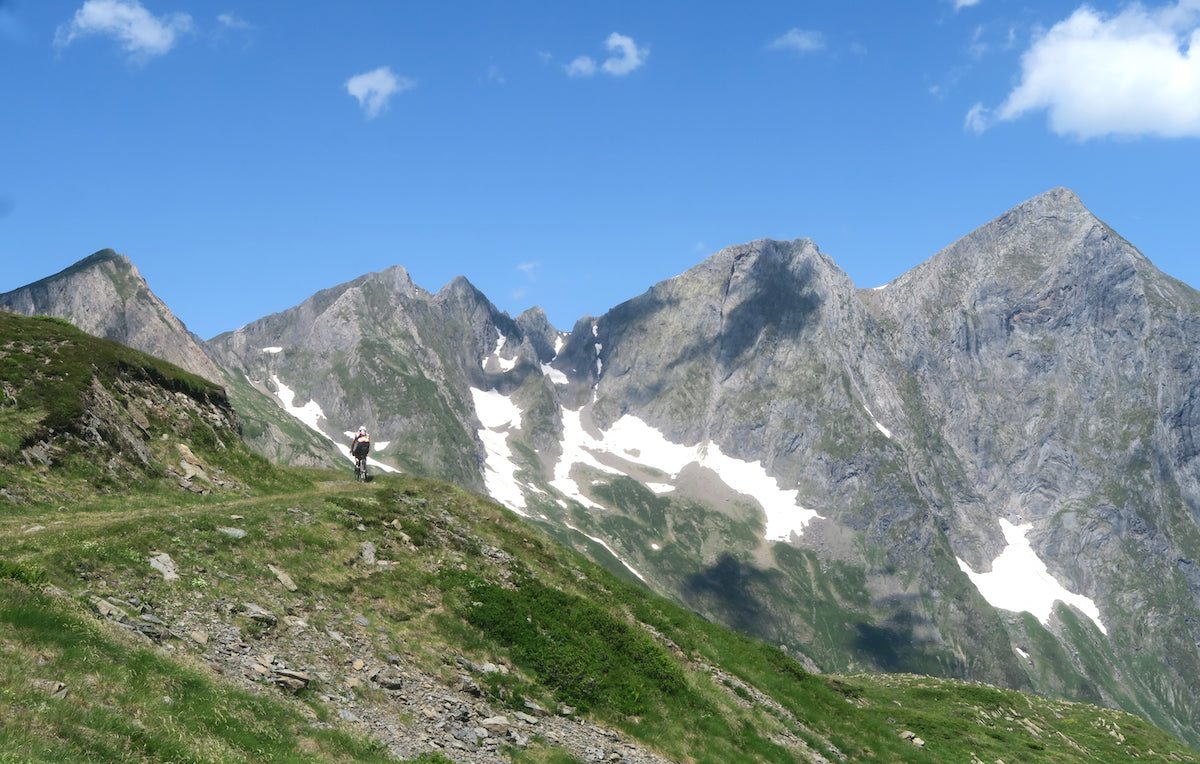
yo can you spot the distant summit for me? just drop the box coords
[0,248,225,384]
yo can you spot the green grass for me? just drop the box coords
[0,581,392,763]
[1,473,1196,763]
[0,312,310,508]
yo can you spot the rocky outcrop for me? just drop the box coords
[69,523,677,764]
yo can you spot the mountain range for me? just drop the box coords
[5,186,1200,750]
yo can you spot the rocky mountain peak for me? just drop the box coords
[0,248,225,385]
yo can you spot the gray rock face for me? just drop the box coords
[505,188,1200,746]
[0,249,225,385]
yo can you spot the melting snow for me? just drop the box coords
[553,409,822,541]
[591,323,603,376]
[272,375,326,433]
[957,519,1106,635]
[863,404,893,440]
[550,407,616,509]
[471,388,528,513]
[262,346,283,354]
[267,376,399,474]
[483,329,517,373]
[541,363,569,385]
[565,521,646,582]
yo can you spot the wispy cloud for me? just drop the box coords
[566,32,648,77]
[954,0,982,10]
[345,66,415,119]
[216,12,250,30]
[971,1,1200,138]
[55,0,192,60]
[768,28,826,53]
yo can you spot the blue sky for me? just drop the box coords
[3,0,1199,340]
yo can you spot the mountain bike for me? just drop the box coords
[354,455,369,482]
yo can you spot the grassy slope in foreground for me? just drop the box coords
[2,472,1196,764]
[0,312,311,506]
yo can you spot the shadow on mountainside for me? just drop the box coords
[597,248,823,422]
[682,554,781,637]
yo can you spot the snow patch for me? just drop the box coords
[541,363,569,385]
[863,403,893,440]
[471,388,527,513]
[272,377,397,473]
[483,329,517,373]
[474,388,523,430]
[957,519,1106,635]
[550,407,617,509]
[552,409,822,541]
[262,346,283,354]
[591,322,603,376]
[271,375,326,434]
[565,522,646,582]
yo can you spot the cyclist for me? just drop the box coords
[350,426,371,479]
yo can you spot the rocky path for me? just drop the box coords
[82,580,676,763]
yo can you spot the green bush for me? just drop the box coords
[0,560,47,587]
[445,571,686,716]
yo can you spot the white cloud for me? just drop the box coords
[566,55,597,77]
[566,32,648,77]
[601,32,647,74]
[217,13,250,30]
[964,101,991,133]
[55,0,192,59]
[983,1,1200,138]
[517,261,538,279]
[769,27,826,53]
[954,0,982,10]
[345,66,415,119]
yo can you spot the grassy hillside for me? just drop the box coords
[3,474,1195,763]
[1,312,1196,762]
[0,312,307,506]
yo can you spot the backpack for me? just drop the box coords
[352,434,370,458]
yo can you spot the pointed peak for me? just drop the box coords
[1027,186,1082,208]
[77,248,130,268]
[436,274,486,302]
[7,249,139,294]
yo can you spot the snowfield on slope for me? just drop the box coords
[957,519,1106,635]
[472,385,822,543]
[268,374,398,474]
